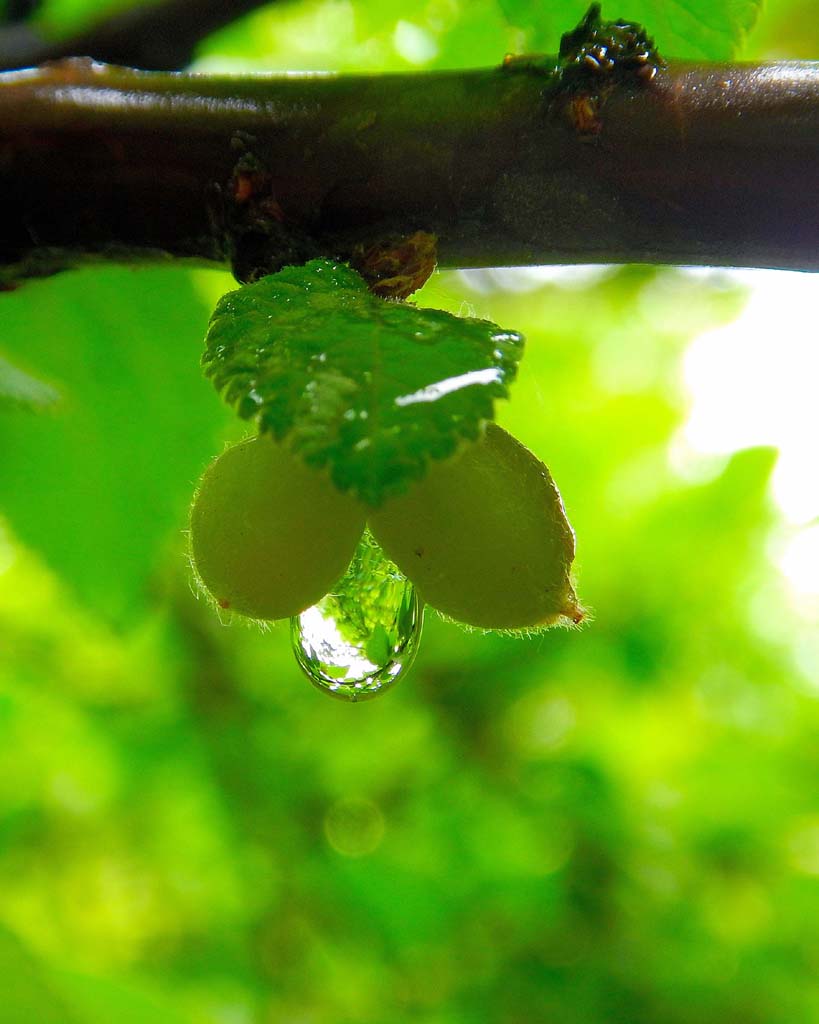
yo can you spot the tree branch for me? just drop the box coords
[0,57,816,286]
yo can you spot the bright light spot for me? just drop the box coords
[777,525,819,598]
[212,1003,253,1024]
[0,521,14,576]
[787,817,819,875]
[678,269,819,526]
[506,691,576,756]
[395,367,502,406]
[459,265,612,294]
[791,633,819,693]
[49,772,102,816]
[393,21,438,65]
[666,435,728,485]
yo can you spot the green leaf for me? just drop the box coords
[204,260,524,506]
[0,928,195,1024]
[0,266,232,623]
[53,970,194,1024]
[34,0,132,41]
[0,355,58,411]
[0,928,81,1024]
[498,0,763,60]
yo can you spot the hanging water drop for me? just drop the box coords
[291,531,423,701]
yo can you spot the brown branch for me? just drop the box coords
[0,57,816,287]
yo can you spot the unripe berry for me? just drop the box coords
[369,423,581,630]
[190,435,366,620]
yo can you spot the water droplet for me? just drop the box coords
[291,532,423,701]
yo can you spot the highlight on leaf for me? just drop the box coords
[0,355,58,411]
[203,259,524,507]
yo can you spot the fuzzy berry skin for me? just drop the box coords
[190,435,365,621]
[370,423,582,632]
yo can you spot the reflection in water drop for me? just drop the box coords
[291,531,423,702]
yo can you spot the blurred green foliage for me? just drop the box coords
[1,1,818,1022]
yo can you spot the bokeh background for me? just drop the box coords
[1,1,818,1021]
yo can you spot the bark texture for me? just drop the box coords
[0,57,816,285]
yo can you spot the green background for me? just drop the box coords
[1,1,818,1021]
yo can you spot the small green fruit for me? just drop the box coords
[369,423,581,630]
[190,435,366,620]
